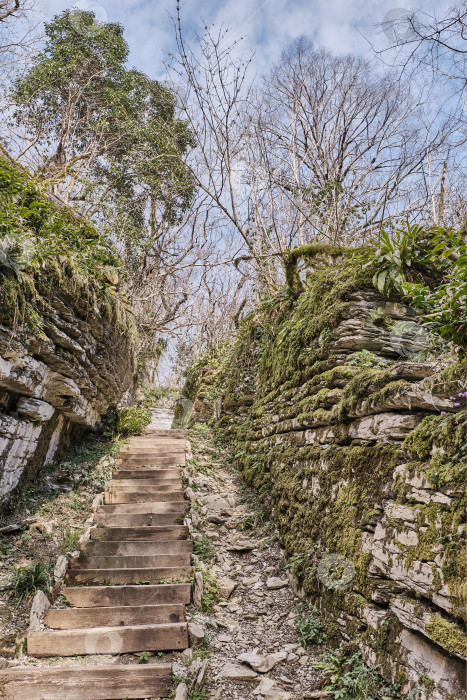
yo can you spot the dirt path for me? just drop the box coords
[180,423,325,700]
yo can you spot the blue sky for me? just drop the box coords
[40,0,454,79]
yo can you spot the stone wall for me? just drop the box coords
[0,290,136,502]
[187,281,467,699]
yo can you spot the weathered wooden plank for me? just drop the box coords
[83,539,192,556]
[133,428,187,436]
[27,622,188,656]
[115,457,186,467]
[107,482,182,493]
[109,477,182,485]
[65,565,191,585]
[97,501,187,514]
[120,445,186,452]
[120,447,186,454]
[0,665,172,700]
[104,491,185,504]
[69,553,191,569]
[61,583,191,608]
[115,458,186,468]
[93,511,184,527]
[44,604,185,629]
[112,468,182,479]
[91,525,188,541]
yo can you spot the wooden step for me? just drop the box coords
[121,444,186,452]
[44,603,185,629]
[82,539,192,556]
[104,491,185,504]
[91,525,188,541]
[27,622,188,656]
[112,468,182,479]
[0,664,172,700]
[124,440,186,447]
[62,583,191,607]
[69,553,191,569]
[120,447,186,454]
[133,429,187,436]
[97,501,187,514]
[65,565,192,585]
[93,511,185,527]
[115,457,186,467]
[110,476,182,485]
[107,482,182,493]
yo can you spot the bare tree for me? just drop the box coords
[172,14,456,293]
[378,3,467,91]
[253,40,456,246]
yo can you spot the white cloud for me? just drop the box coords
[38,0,456,78]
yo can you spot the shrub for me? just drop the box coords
[193,537,217,563]
[60,527,84,554]
[314,648,413,699]
[201,570,219,612]
[5,560,53,604]
[297,604,327,646]
[105,405,151,437]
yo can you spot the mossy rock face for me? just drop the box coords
[0,158,138,504]
[0,157,132,336]
[184,256,466,699]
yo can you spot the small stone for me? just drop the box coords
[253,677,276,695]
[181,647,193,662]
[28,590,50,632]
[218,577,237,600]
[186,487,197,503]
[193,571,204,608]
[188,622,205,648]
[53,555,68,584]
[227,540,257,553]
[238,649,287,673]
[219,662,258,680]
[266,577,288,590]
[29,520,56,536]
[174,682,188,700]
[218,634,232,643]
[264,689,292,700]
[91,493,103,511]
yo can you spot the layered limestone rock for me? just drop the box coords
[0,290,136,501]
[187,286,467,700]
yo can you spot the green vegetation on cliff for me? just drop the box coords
[0,157,134,337]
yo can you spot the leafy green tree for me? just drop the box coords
[12,8,194,248]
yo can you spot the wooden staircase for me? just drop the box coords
[0,425,191,700]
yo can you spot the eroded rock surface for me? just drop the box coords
[0,289,135,501]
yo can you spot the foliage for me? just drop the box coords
[193,537,217,563]
[314,648,413,700]
[361,224,467,346]
[0,157,121,276]
[297,604,327,646]
[200,569,219,612]
[60,527,84,554]
[12,9,194,256]
[105,405,152,438]
[4,560,53,604]
[0,157,135,338]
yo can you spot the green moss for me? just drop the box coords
[425,614,467,657]
[0,157,134,339]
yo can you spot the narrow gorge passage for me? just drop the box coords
[1,409,192,700]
